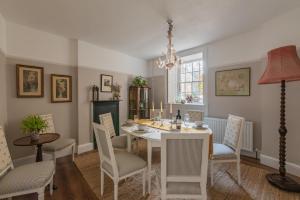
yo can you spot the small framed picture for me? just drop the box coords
[51,74,72,103]
[101,74,113,92]
[16,65,44,97]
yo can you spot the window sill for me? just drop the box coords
[169,103,205,106]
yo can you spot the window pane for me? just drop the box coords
[186,73,192,82]
[186,63,192,72]
[199,60,204,66]
[193,72,200,81]
[186,83,192,93]
[193,61,200,71]
[181,64,186,73]
[180,74,185,82]
[192,82,200,92]
[180,83,185,93]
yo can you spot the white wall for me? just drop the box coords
[0,12,6,54]
[6,22,77,66]
[78,40,148,76]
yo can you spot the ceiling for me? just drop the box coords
[0,0,299,60]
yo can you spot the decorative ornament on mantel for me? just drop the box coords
[155,19,181,70]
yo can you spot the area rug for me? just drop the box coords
[75,142,300,200]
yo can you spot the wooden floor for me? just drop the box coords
[12,149,300,200]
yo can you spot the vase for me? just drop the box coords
[31,132,40,141]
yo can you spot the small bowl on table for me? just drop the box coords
[195,121,204,128]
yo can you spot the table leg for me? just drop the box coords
[36,144,43,162]
[147,140,152,194]
[127,134,132,152]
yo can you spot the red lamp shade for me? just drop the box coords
[258,45,300,84]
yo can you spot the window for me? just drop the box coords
[168,52,206,105]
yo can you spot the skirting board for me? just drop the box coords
[77,142,94,154]
[260,154,300,177]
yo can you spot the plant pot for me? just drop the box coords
[30,133,40,141]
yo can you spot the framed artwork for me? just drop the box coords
[51,74,72,103]
[101,74,113,92]
[16,65,44,97]
[215,67,251,96]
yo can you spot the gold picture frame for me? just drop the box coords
[51,74,72,103]
[16,64,44,98]
[215,67,251,96]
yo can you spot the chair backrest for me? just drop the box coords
[223,114,245,153]
[161,132,209,198]
[150,109,167,119]
[39,114,56,133]
[99,113,116,137]
[0,127,13,177]
[93,123,118,177]
[187,110,204,122]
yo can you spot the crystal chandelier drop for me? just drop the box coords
[156,19,181,70]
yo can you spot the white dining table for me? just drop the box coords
[121,120,213,194]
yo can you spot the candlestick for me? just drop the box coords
[160,101,163,112]
[170,103,172,114]
[152,101,154,112]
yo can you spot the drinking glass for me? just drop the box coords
[184,113,190,127]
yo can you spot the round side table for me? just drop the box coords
[14,133,60,162]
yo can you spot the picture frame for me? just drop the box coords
[215,67,251,96]
[101,74,113,92]
[51,74,72,103]
[16,64,44,98]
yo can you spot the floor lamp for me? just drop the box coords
[258,45,300,192]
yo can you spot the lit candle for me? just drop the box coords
[170,103,172,114]
[160,101,163,112]
[152,101,154,112]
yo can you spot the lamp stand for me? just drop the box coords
[266,80,300,192]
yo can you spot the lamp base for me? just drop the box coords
[266,173,300,192]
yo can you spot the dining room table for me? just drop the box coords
[121,119,213,194]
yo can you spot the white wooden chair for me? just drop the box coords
[93,123,147,200]
[40,114,76,165]
[187,110,204,122]
[99,113,128,150]
[210,114,245,186]
[0,127,55,200]
[161,132,210,200]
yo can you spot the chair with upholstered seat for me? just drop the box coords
[210,114,245,185]
[40,114,76,165]
[161,132,210,200]
[93,123,147,200]
[99,113,128,150]
[187,110,204,122]
[0,127,55,200]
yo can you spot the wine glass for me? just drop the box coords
[184,113,190,127]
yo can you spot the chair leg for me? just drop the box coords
[210,161,214,186]
[50,177,54,195]
[72,144,75,162]
[53,153,56,167]
[100,170,104,196]
[142,169,146,196]
[237,160,241,185]
[114,181,118,200]
[37,189,44,200]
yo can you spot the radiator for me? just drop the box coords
[204,117,253,152]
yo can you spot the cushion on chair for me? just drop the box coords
[167,182,202,195]
[111,135,127,149]
[212,143,236,160]
[0,160,55,195]
[102,151,146,177]
[43,138,75,152]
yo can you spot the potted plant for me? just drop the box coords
[132,76,148,87]
[21,115,48,141]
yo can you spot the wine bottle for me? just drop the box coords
[176,110,182,130]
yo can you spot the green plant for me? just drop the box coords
[21,115,48,134]
[132,76,147,87]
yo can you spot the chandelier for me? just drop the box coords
[156,19,181,70]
